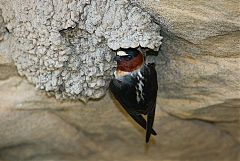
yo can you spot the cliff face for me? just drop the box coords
[0,1,239,161]
[136,0,240,144]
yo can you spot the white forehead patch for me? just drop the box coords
[117,51,128,56]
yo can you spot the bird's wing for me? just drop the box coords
[130,112,157,136]
[146,98,156,143]
[109,79,157,135]
[143,63,158,106]
[142,63,158,143]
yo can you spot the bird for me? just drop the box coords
[109,48,158,143]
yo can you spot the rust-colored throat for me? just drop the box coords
[117,53,144,72]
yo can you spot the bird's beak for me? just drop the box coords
[113,55,121,62]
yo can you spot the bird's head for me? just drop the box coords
[114,48,144,77]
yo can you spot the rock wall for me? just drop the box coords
[132,0,240,142]
[0,9,6,41]
[0,1,239,161]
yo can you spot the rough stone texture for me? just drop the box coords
[0,9,16,79]
[0,0,240,161]
[131,0,240,43]
[132,0,240,141]
[0,9,6,41]
[0,0,162,101]
[157,31,240,115]
[0,75,239,161]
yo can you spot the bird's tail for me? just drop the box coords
[146,105,156,143]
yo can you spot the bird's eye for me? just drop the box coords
[127,55,133,59]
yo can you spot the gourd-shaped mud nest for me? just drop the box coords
[1,0,162,101]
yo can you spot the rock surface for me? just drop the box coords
[0,75,239,161]
[132,0,240,141]
[0,9,6,41]
[0,0,240,161]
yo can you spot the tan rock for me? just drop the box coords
[0,75,238,161]
[131,0,240,43]
[0,0,240,161]
[133,0,240,143]
[0,9,6,41]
